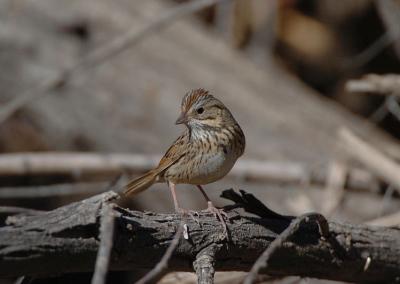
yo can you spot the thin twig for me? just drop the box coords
[243,213,329,284]
[386,96,400,121]
[369,100,390,122]
[0,152,159,176]
[346,74,400,123]
[0,174,125,200]
[346,74,400,96]
[339,127,400,194]
[14,276,33,284]
[135,223,184,284]
[322,160,346,217]
[91,205,116,284]
[0,0,228,125]
[0,182,109,199]
[370,95,400,123]
[0,206,44,216]
[366,210,400,226]
[377,186,395,218]
[376,0,400,58]
[342,32,393,70]
[341,0,400,71]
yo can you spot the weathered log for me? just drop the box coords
[0,190,399,283]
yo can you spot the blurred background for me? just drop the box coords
[1,0,400,283]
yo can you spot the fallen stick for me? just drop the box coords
[366,211,400,227]
[136,223,184,284]
[346,74,400,96]
[91,205,116,284]
[339,127,400,194]
[0,182,109,199]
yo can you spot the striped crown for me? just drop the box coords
[181,89,215,112]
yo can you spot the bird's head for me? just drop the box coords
[175,89,235,129]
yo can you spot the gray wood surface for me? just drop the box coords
[0,191,399,282]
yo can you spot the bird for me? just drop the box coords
[122,89,245,230]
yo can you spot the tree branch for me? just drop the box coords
[0,190,399,283]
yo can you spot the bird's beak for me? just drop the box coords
[175,113,187,125]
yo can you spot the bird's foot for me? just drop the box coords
[202,201,229,238]
[176,208,200,225]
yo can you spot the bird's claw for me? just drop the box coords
[202,201,229,238]
[176,203,230,239]
[177,208,200,225]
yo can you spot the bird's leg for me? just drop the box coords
[196,185,228,217]
[168,181,199,222]
[168,181,181,213]
[196,185,229,234]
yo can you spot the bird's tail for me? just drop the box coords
[122,170,158,197]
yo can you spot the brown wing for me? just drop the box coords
[154,131,189,174]
[122,131,189,196]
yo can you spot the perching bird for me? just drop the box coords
[122,89,245,229]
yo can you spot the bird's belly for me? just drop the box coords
[166,150,237,185]
[192,151,235,184]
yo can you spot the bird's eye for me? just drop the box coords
[196,107,204,114]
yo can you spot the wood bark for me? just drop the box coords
[0,191,399,283]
